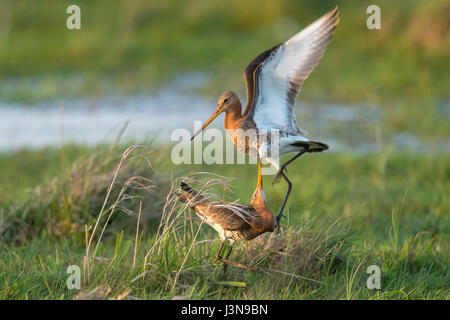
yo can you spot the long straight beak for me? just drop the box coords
[257,159,263,189]
[191,106,223,141]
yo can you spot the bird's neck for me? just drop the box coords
[251,189,277,232]
[224,102,244,130]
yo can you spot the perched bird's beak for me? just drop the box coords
[191,105,224,141]
[250,160,267,209]
[256,160,263,189]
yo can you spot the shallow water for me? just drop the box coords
[0,78,448,154]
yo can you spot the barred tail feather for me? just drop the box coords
[178,182,205,205]
[292,140,329,153]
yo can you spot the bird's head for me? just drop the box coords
[250,183,267,210]
[250,178,277,231]
[250,162,269,210]
[191,91,239,141]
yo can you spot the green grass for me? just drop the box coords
[0,0,448,300]
[0,143,448,299]
[1,0,449,104]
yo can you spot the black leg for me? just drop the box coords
[274,146,309,233]
[272,146,309,185]
[222,243,234,274]
[276,170,291,233]
[215,240,227,259]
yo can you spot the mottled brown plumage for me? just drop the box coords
[178,162,275,271]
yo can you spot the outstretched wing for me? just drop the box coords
[242,44,281,120]
[244,6,339,135]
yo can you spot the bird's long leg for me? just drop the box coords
[276,170,291,233]
[222,241,235,273]
[215,239,227,260]
[274,146,309,233]
[272,146,309,185]
[215,240,257,272]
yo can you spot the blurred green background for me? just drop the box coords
[0,0,448,299]
[1,0,448,139]
[0,0,448,102]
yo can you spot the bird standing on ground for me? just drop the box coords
[191,7,339,226]
[178,161,276,271]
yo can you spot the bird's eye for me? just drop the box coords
[223,98,229,103]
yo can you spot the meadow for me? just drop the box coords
[0,0,449,300]
[0,142,448,299]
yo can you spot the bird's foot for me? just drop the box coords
[272,167,287,185]
[275,213,286,234]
